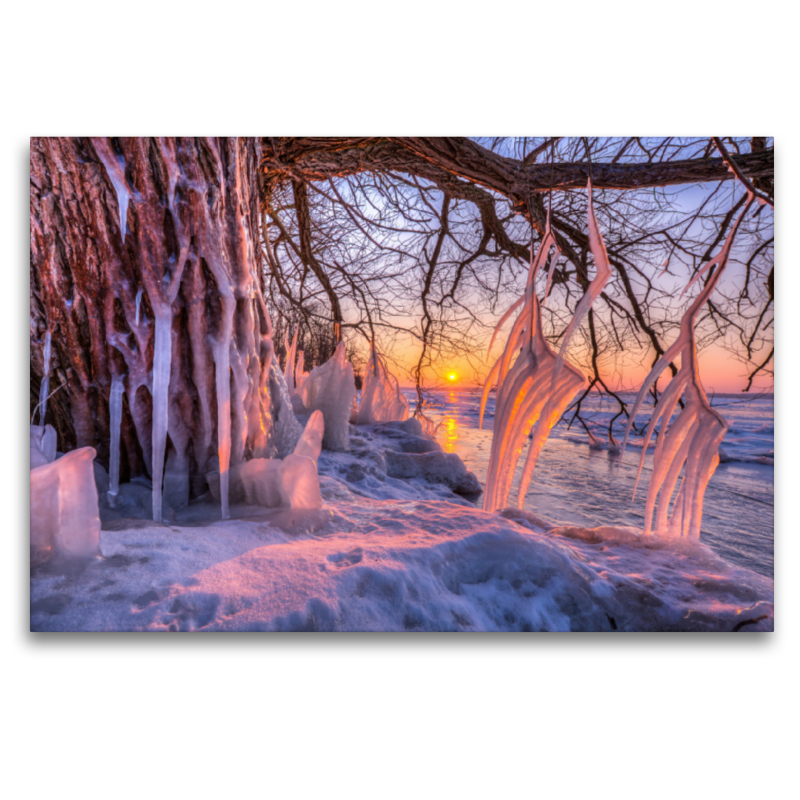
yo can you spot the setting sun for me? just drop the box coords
[447,372,457,382]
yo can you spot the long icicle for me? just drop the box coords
[107,375,125,505]
[37,329,52,425]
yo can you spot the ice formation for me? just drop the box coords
[621,192,756,539]
[293,410,324,463]
[135,287,143,326]
[30,446,101,560]
[92,138,132,243]
[284,329,298,394]
[356,345,410,425]
[298,341,356,451]
[30,424,57,468]
[267,359,303,457]
[36,330,52,424]
[294,351,308,394]
[278,454,323,509]
[481,185,612,512]
[108,375,124,503]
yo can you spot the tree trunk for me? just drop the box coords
[30,137,274,517]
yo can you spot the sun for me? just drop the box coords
[447,372,457,382]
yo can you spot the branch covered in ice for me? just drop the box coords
[481,202,592,512]
[621,192,757,538]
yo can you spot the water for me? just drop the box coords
[407,388,774,578]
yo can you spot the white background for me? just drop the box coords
[3,3,796,798]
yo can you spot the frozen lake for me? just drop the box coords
[410,388,775,578]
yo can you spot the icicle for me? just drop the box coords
[135,287,143,326]
[92,138,132,243]
[151,312,172,522]
[213,294,236,520]
[37,330,52,425]
[620,191,756,538]
[107,375,124,504]
[284,328,298,394]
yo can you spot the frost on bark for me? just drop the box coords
[30,137,274,517]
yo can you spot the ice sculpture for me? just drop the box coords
[30,446,101,560]
[297,341,356,451]
[481,182,612,512]
[621,192,756,539]
[356,345,410,425]
[294,351,308,394]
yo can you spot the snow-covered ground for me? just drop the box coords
[31,419,773,632]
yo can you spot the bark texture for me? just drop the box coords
[30,137,273,506]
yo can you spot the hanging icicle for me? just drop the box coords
[481,180,612,512]
[37,330,52,425]
[620,191,756,539]
[107,375,125,505]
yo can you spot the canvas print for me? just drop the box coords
[29,137,774,632]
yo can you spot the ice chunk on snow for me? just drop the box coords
[279,454,322,509]
[30,424,57,468]
[293,410,324,464]
[30,446,101,560]
[356,346,410,425]
[239,458,283,507]
[298,341,356,451]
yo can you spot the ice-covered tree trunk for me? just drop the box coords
[30,137,274,520]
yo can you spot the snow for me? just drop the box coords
[30,416,773,631]
[297,341,356,451]
[30,446,101,562]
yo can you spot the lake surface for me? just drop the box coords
[408,388,775,578]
